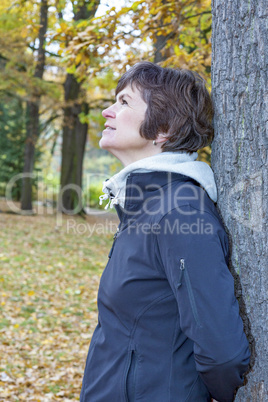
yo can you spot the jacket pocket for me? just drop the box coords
[124,348,137,402]
[177,258,201,327]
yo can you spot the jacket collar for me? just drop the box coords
[99,152,217,210]
[115,171,198,221]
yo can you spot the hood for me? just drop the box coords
[99,152,217,209]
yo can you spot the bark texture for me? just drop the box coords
[59,0,100,213]
[21,0,48,211]
[211,0,267,400]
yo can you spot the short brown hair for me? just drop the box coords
[115,61,214,153]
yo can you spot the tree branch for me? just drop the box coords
[183,11,211,20]
[28,45,61,58]
[40,114,61,131]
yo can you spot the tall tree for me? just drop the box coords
[21,0,48,211]
[58,0,100,214]
[211,0,267,400]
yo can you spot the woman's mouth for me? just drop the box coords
[104,125,116,131]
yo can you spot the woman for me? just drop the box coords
[80,62,250,402]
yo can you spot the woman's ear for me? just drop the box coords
[156,133,169,144]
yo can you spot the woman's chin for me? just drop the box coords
[99,138,114,153]
[99,137,108,149]
[99,130,115,149]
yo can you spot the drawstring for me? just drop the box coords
[99,193,110,209]
[99,188,122,210]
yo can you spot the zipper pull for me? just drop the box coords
[177,258,185,288]
[109,227,120,258]
[113,227,120,239]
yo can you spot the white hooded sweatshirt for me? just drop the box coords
[99,152,217,210]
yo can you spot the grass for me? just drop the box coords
[0,200,118,401]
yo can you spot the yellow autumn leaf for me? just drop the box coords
[21,26,28,38]
[75,52,83,65]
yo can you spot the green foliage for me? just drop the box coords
[0,98,26,199]
[84,181,104,209]
[0,97,42,200]
[84,149,122,177]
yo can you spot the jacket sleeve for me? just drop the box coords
[155,205,250,402]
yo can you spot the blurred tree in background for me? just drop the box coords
[21,0,49,211]
[58,0,100,214]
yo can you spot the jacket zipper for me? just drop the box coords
[124,347,136,402]
[177,258,201,327]
[108,226,120,258]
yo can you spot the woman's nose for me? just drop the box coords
[102,105,116,118]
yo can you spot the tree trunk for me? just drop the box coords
[152,0,173,63]
[211,0,267,400]
[59,76,89,213]
[59,0,100,214]
[21,102,39,211]
[154,33,172,63]
[21,0,48,211]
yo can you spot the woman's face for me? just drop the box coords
[100,85,160,166]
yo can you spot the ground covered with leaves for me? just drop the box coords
[0,201,118,401]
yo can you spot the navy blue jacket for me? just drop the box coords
[81,172,250,402]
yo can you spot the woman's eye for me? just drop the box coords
[121,99,128,105]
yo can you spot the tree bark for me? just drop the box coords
[21,0,48,211]
[211,0,267,400]
[59,0,100,214]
